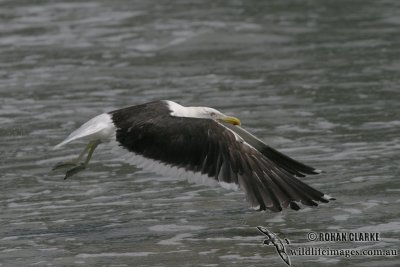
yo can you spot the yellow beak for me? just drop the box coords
[221,116,241,126]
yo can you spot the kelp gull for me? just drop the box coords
[53,100,334,211]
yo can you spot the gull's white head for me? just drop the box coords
[167,101,241,125]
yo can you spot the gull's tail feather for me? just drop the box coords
[54,113,115,149]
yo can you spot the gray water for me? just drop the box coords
[1,0,399,266]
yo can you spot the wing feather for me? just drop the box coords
[220,122,321,176]
[112,114,331,212]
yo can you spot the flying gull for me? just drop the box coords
[53,100,334,211]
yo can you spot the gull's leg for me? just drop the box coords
[64,140,101,179]
[52,143,92,171]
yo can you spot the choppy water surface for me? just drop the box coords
[1,0,399,266]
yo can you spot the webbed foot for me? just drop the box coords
[52,161,79,171]
[64,163,86,179]
[52,139,100,179]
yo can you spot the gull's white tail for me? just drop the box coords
[54,113,115,149]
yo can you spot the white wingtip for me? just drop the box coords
[219,181,239,191]
[322,194,335,201]
[315,169,323,173]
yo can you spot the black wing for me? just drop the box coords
[113,114,330,212]
[220,122,321,177]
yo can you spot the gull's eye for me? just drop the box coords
[210,112,216,117]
